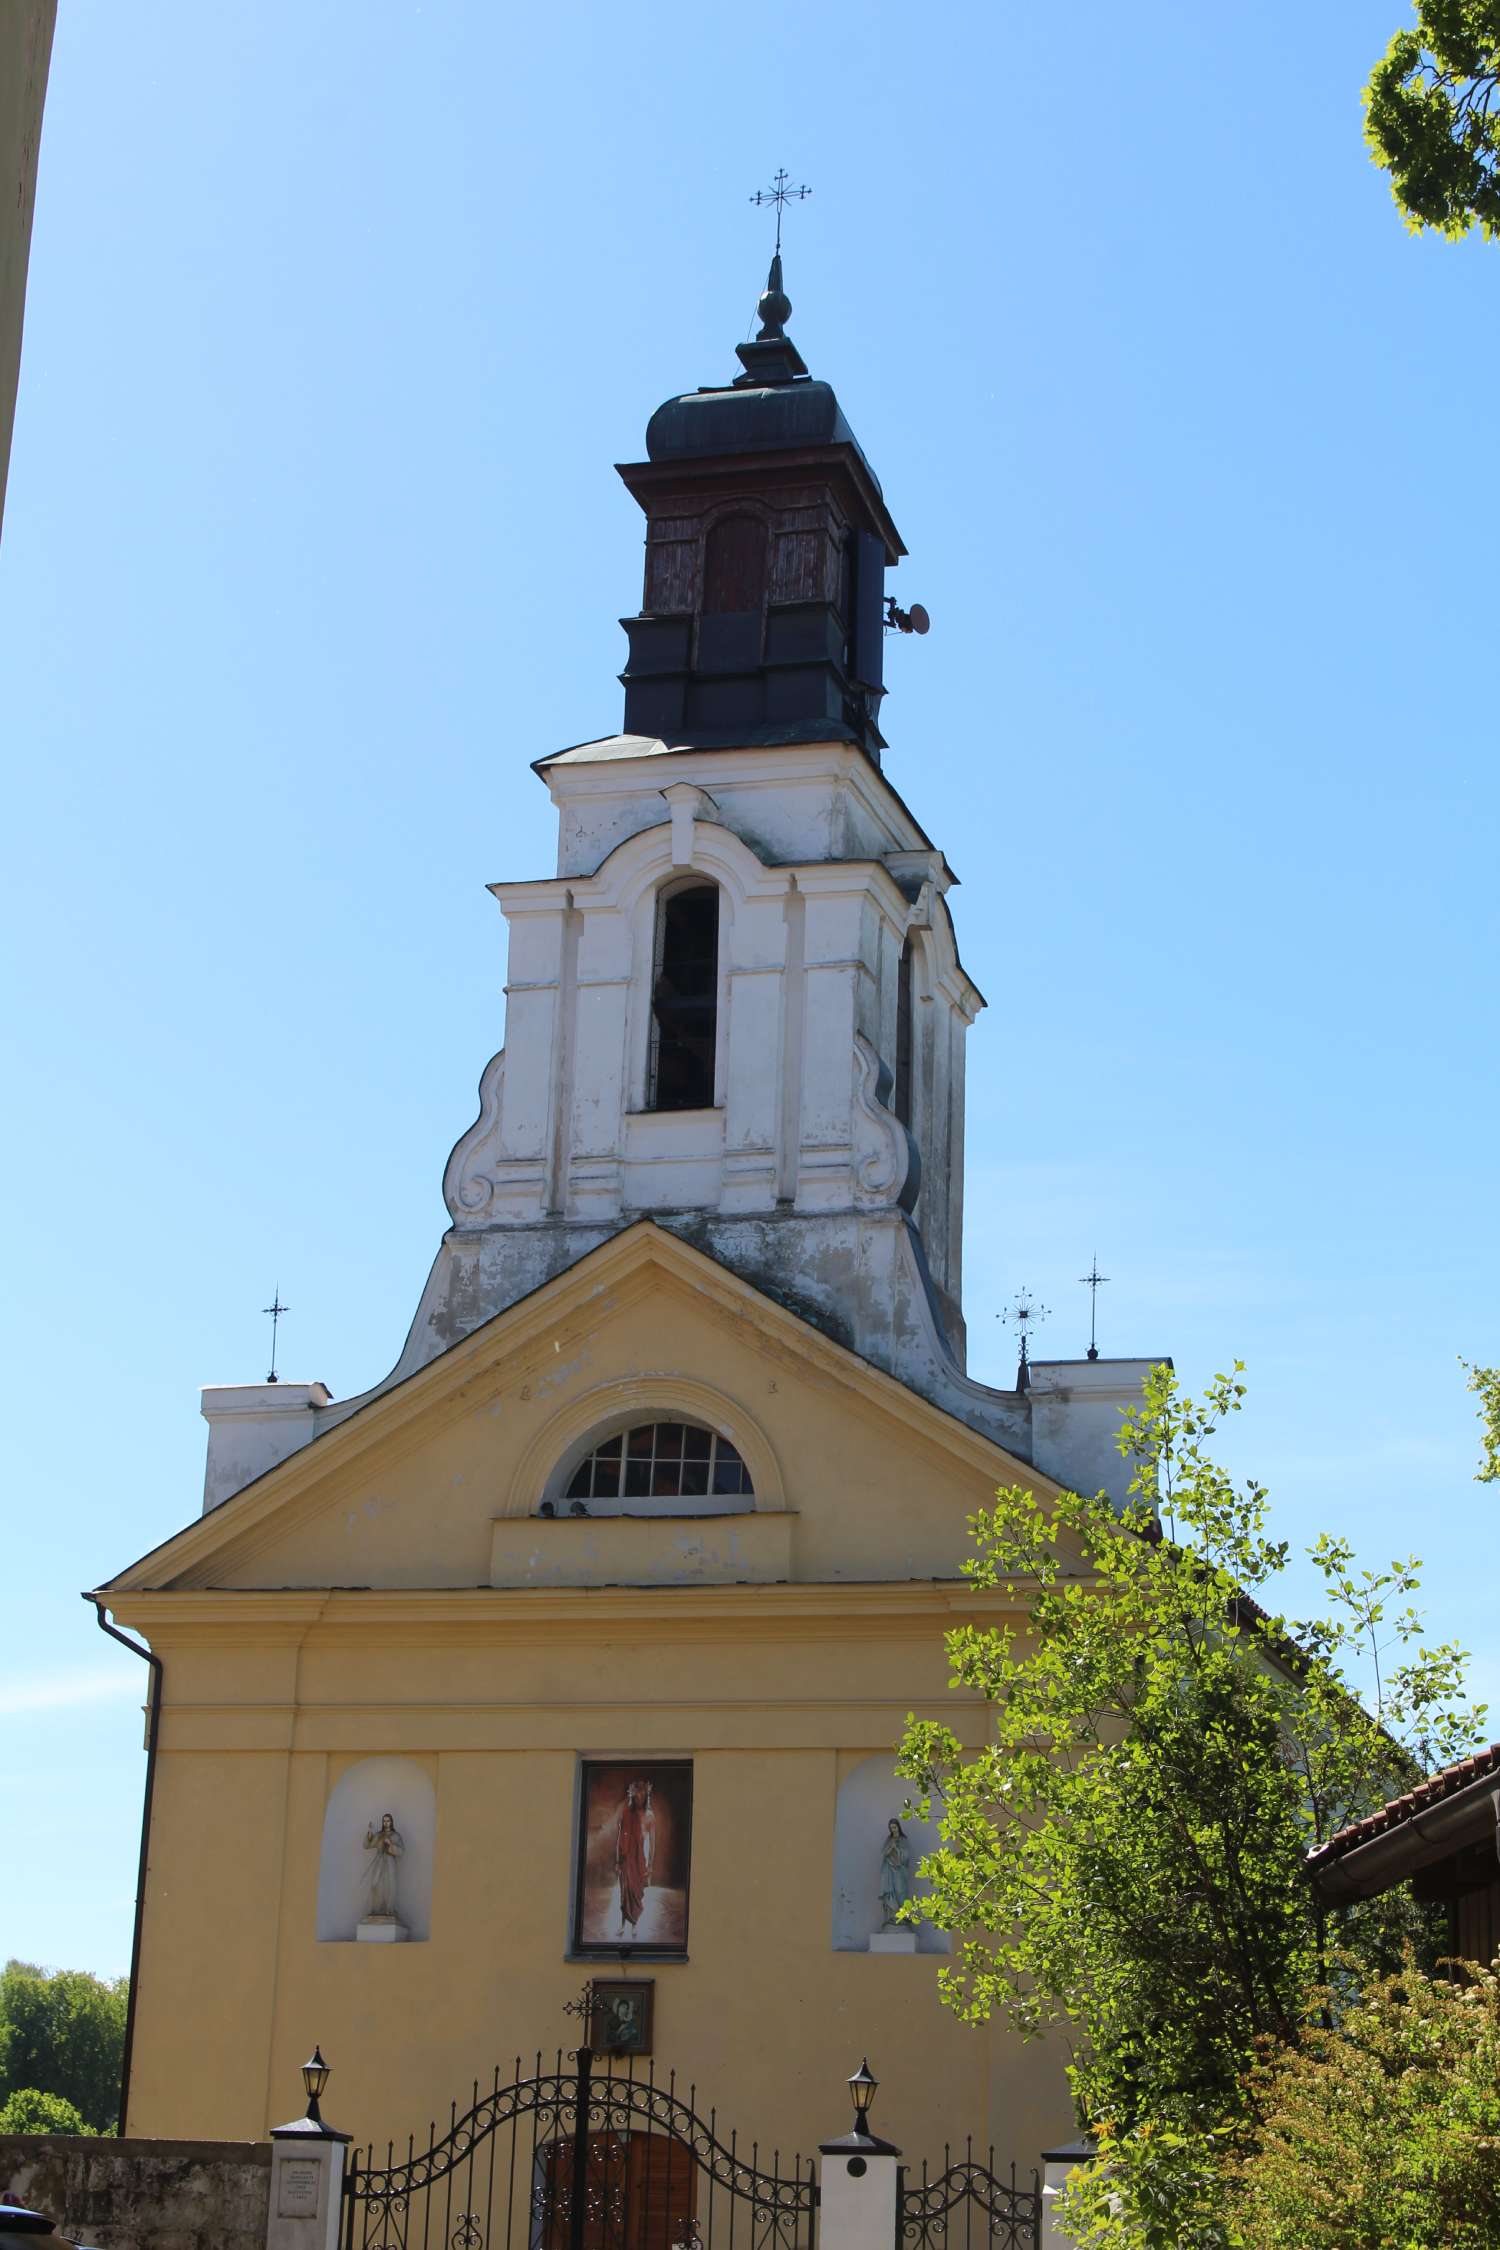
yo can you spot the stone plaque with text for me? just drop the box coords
[278,2157,322,2218]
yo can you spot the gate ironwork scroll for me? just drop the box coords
[898,2144,1041,2250]
[342,2047,818,2250]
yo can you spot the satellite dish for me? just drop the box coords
[908,603,930,636]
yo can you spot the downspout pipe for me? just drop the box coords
[84,1594,162,2139]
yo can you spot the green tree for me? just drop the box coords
[0,2086,92,2136]
[1223,1951,1500,2247]
[1365,2,1500,241]
[896,1368,1484,2234]
[1465,1360,1500,1481]
[0,1962,127,2135]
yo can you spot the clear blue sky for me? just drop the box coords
[4,0,1496,1979]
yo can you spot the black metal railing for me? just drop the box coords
[342,2048,818,2250]
[898,2145,1041,2250]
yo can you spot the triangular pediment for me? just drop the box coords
[100,1223,1057,1597]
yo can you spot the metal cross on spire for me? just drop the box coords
[262,1286,289,1384]
[749,167,811,257]
[1079,1257,1110,1362]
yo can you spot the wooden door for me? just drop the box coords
[539,2132,696,2250]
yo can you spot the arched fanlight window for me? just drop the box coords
[564,1421,753,1507]
[649,884,719,1111]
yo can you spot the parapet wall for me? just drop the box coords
[0,2134,270,2250]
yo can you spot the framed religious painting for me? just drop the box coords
[572,1760,693,1957]
[588,1978,654,2056]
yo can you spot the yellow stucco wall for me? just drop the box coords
[104,1232,1076,2173]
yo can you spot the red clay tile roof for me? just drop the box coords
[1306,1741,1500,1870]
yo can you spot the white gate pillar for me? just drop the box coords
[819,2061,900,2250]
[267,2048,351,2250]
[1039,2139,1094,2249]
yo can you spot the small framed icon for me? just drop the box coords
[589,1978,654,2057]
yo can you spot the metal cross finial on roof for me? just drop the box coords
[1000,1288,1050,1384]
[1079,1257,1110,1362]
[749,167,811,258]
[262,1286,289,1384]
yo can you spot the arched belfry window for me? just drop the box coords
[894,935,915,1128]
[649,883,719,1111]
[560,1421,754,1512]
[702,512,768,615]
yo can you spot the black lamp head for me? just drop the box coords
[849,2058,877,2127]
[302,2045,331,2118]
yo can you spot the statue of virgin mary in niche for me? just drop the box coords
[362,1812,405,1921]
[878,1817,912,1930]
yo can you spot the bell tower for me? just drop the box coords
[618,256,903,760]
[198,260,1167,1515]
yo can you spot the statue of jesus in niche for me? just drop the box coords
[362,1812,405,1921]
[613,1780,655,1938]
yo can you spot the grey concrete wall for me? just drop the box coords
[0,0,57,539]
[0,2135,271,2250]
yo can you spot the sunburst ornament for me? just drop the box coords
[1000,1288,1051,1382]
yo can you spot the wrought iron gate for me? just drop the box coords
[898,2145,1040,2250]
[342,2048,818,2250]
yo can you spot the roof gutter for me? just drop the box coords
[1310,1772,1500,1904]
[84,1594,162,2137]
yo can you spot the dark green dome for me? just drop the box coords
[645,377,861,465]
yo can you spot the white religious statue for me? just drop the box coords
[361,1812,405,1922]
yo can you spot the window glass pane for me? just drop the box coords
[555,1421,754,1512]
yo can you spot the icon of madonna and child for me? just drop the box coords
[574,1761,693,1955]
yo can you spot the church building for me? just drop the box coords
[92,255,1161,2176]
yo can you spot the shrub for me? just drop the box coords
[0,2086,92,2135]
[1226,1953,1500,2247]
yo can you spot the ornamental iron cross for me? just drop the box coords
[749,168,811,257]
[1079,1257,1110,1361]
[262,1286,288,1384]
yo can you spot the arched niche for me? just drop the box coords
[316,1756,436,1942]
[831,1755,949,1955]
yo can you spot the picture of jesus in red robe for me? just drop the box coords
[614,1780,649,1935]
[576,1760,687,1953]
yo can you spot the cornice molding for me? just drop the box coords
[96,1579,1029,1639]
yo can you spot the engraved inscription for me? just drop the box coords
[278,2158,322,2217]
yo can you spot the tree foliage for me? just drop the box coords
[1224,1952,1500,2247]
[1365,1,1500,240]
[896,1367,1485,2154]
[1465,1360,1500,1482]
[0,1962,127,2136]
[0,2086,93,2136]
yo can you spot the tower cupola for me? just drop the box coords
[617,259,905,761]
